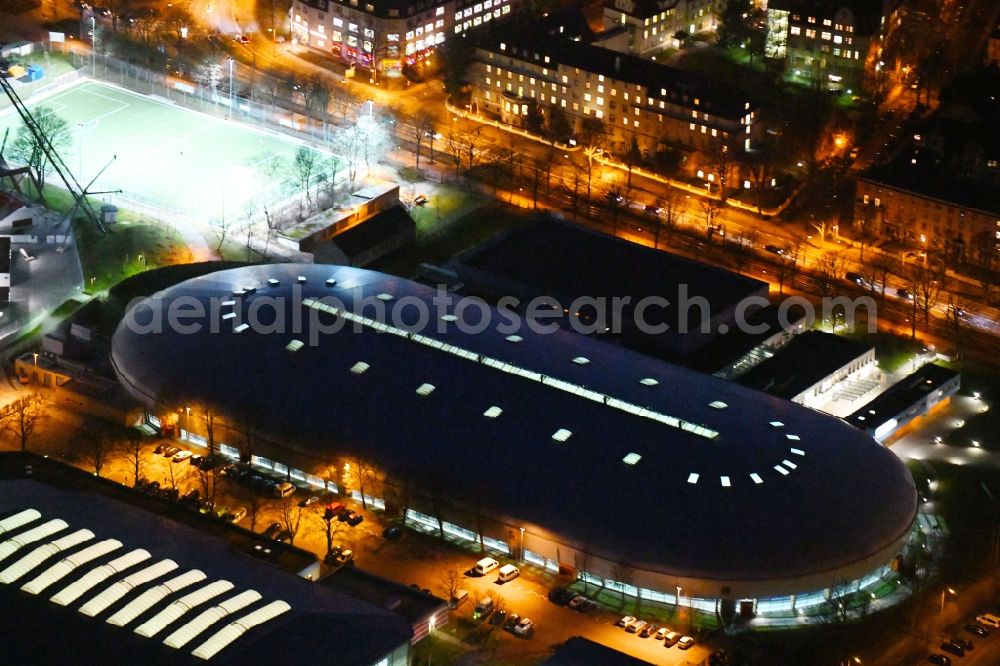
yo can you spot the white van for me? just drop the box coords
[474,557,499,575]
[275,481,296,498]
[977,613,1000,629]
[497,564,520,583]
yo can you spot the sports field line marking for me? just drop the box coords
[86,79,335,156]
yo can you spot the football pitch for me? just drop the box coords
[0,79,331,222]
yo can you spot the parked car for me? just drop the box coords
[897,287,914,300]
[172,450,193,463]
[617,615,636,628]
[976,613,1000,629]
[845,271,864,284]
[225,507,247,523]
[549,587,575,605]
[512,617,534,638]
[639,624,657,638]
[189,454,204,467]
[473,557,500,575]
[764,244,785,255]
[626,620,647,634]
[473,596,494,620]
[644,204,661,215]
[568,595,594,611]
[162,446,180,457]
[334,549,354,565]
[964,624,989,637]
[382,525,403,540]
[677,636,695,650]
[325,501,345,516]
[153,444,165,455]
[142,480,161,495]
[298,496,319,508]
[263,521,281,537]
[663,631,681,647]
[927,655,951,666]
[180,489,200,504]
[503,613,520,631]
[939,641,964,657]
[654,627,670,640]
[949,637,973,651]
[489,609,507,627]
[414,194,428,205]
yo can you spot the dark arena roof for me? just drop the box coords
[111,264,917,595]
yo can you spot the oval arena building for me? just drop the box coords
[111,264,918,612]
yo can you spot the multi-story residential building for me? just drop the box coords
[765,0,891,92]
[470,18,763,165]
[601,0,723,55]
[855,118,1000,262]
[289,0,517,73]
[987,25,1000,67]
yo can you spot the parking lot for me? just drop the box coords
[89,438,711,664]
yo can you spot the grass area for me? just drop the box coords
[0,79,332,222]
[672,47,780,101]
[71,204,190,294]
[375,188,532,278]
[397,166,425,183]
[839,330,925,374]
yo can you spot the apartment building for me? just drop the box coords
[470,21,762,161]
[601,0,723,55]
[289,0,517,72]
[855,128,1000,261]
[765,0,891,91]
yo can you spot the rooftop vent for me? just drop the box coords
[267,278,280,287]
[326,278,337,287]
[552,429,572,442]
[297,276,307,284]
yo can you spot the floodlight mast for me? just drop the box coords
[0,75,106,233]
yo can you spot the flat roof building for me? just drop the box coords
[110,264,917,607]
[845,363,960,442]
[454,218,771,359]
[0,453,412,665]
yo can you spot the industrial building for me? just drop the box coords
[110,263,918,613]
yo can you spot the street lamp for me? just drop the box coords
[228,57,235,120]
[519,526,525,561]
[940,587,956,613]
[32,352,38,366]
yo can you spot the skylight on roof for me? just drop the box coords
[222,312,236,321]
[709,401,728,409]
[285,340,304,352]
[483,406,503,418]
[782,459,797,470]
[376,293,394,302]
[623,452,642,465]
[350,362,369,375]
[243,285,256,294]
[687,473,699,484]
[232,289,245,296]
[639,378,659,386]
[267,278,280,286]
[790,447,805,456]
[416,383,436,396]
[786,434,801,441]
[505,334,523,343]
[297,276,307,283]
[325,278,337,287]
[441,314,458,322]
[769,421,784,428]
[572,356,590,365]
[220,300,236,307]
[774,465,790,476]
[720,476,731,487]
[552,428,572,442]
[750,473,763,485]
[233,323,249,333]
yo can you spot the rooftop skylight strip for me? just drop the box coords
[302,299,720,440]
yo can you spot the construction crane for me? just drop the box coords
[0,75,106,233]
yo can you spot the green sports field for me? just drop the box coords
[0,79,331,222]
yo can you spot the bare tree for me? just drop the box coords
[351,456,379,510]
[910,261,943,329]
[854,205,880,266]
[198,467,222,513]
[278,495,305,545]
[76,424,117,477]
[969,229,998,300]
[412,111,436,169]
[321,505,346,561]
[242,200,257,262]
[441,568,462,602]
[122,432,146,487]
[294,146,319,212]
[10,107,71,192]
[1,393,46,452]
[774,244,800,295]
[700,197,723,238]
